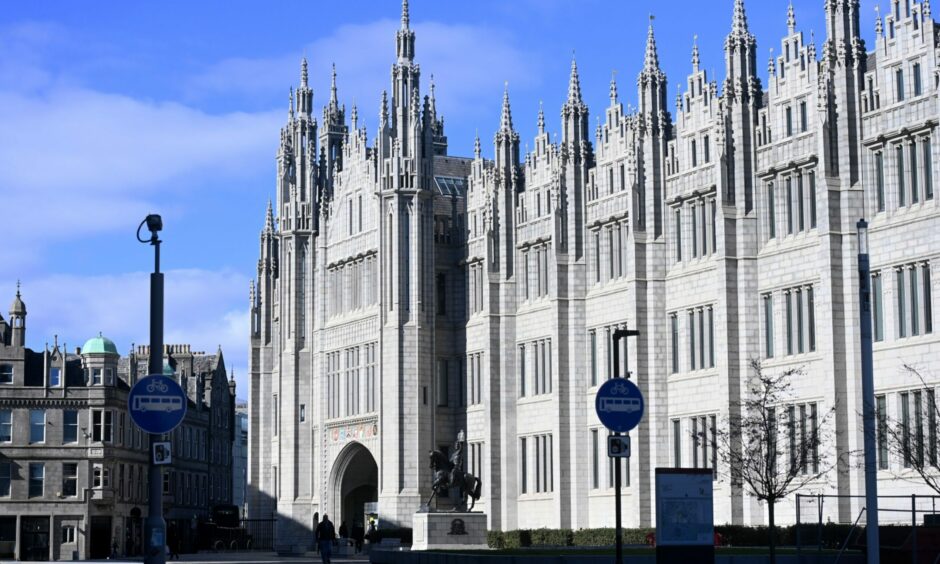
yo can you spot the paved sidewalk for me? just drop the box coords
[84,552,370,563]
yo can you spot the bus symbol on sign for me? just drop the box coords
[595,378,645,433]
[128,374,187,435]
[132,396,184,413]
[599,396,642,414]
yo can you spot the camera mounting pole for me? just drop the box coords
[138,214,166,564]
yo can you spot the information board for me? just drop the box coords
[655,468,714,546]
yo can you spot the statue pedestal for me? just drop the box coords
[411,512,488,551]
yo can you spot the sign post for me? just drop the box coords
[135,214,171,564]
[594,327,641,564]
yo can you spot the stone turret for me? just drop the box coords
[9,282,26,348]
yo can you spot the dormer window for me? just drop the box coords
[49,367,61,387]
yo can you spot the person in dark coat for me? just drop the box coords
[314,514,336,564]
[352,522,365,554]
[339,521,348,540]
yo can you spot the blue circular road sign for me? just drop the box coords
[128,374,187,434]
[595,378,645,433]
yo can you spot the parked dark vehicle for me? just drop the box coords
[197,506,253,551]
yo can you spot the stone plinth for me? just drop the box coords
[411,511,488,551]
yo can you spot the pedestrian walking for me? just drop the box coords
[167,524,180,560]
[352,521,364,554]
[315,513,336,564]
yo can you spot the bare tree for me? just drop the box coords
[716,359,838,564]
[880,364,940,496]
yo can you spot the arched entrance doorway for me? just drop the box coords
[329,442,378,530]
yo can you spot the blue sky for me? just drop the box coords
[0,0,878,399]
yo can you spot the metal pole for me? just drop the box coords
[146,222,166,564]
[612,331,623,564]
[611,327,638,564]
[912,494,917,564]
[857,219,880,564]
[796,494,802,564]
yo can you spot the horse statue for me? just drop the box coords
[425,431,482,511]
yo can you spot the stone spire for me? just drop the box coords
[288,87,294,119]
[643,15,660,72]
[500,82,513,131]
[768,48,776,76]
[925,0,932,19]
[567,56,583,105]
[396,0,415,62]
[609,72,618,104]
[731,0,749,38]
[264,199,275,232]
[875,5,883,37]
[351,104,358,130]
[380,90,389,127]
[474,131,481,159]
[691,35,700,71]
[429,75,438,121]
[787,1,796,34]
[538,100,545,133]
[329,63,339,113]
[301,57,309,88]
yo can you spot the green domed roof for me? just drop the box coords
[81,333,119,355]
[163,362,175,376]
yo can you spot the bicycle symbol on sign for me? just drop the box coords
[610,382,631,396]
[146,379,169,394]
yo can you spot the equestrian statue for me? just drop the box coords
[425,430,482,511]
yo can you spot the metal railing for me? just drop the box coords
[795,494,940,564]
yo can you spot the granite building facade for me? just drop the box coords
[248,0,940,546]
[0,289,236,561]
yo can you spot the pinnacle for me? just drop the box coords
[691,35,700,71]
[643,15,660,72]
[500,82,513,131]
[537,100,545,133]
[301,57,308,88]
[731,0,750,37]
[265,200,274,231]
[787,1,796,34]
[380,90,389,124]
[609,72,618,104]
[329,63,339,111]
[401,0,410,29]
[474,132,482,159]
[567,55,583,105]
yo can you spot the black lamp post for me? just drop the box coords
[137,214,166,564]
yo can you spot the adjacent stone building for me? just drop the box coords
[232,401,249,514]
[0,288,237,560]
[248,0,940,546]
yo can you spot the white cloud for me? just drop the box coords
[0,86,281,270]
[185,18,542,138]
[1,268,251,400]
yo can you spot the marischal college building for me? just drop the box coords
[248,0,940,545]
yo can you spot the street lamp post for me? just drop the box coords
[138,214,166,564]
[611,327,639,564]
[857,219,880,564]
